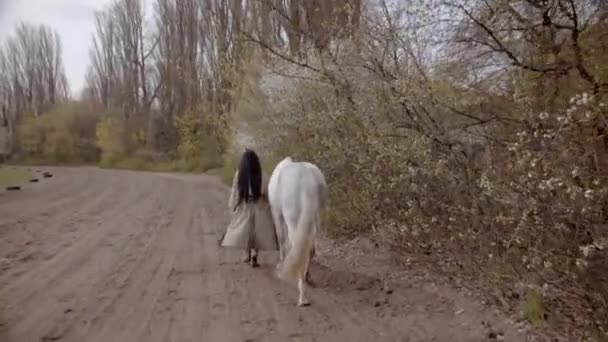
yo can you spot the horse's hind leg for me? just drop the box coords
[297,262,311,307]
[305,246,316,287]
[297,278,310,307]
[273,211,287,262]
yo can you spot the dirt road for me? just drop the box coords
[0,167,531,342]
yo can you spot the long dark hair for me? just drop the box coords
[236,148,263,207]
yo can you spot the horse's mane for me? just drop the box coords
[236,148,263,207]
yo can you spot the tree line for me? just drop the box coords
[0,0,361,161]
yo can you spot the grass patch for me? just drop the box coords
[16,157,93,167]
[99,155,223,174]
[523,289,546,323]
[0,166,33,186]
[99,157,177,173]
[205,167,225,177]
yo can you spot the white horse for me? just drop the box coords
[268,157,327,307]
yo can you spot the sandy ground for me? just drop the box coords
[0,167,535,342]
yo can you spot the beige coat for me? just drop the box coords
[220,171,279,251]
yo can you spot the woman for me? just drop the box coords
[220,148,279,267]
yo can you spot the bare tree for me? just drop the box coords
[0,22,69,152]
[446,0,607,98]
[86,0,162,149]
[87,8,120,109]
[82,0,363,154]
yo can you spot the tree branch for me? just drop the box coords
[237,30,324,77]
[452,3,562,73]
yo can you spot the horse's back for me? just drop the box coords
[294,162,326,208]
[276,160,325,199]
[271,160,326,225]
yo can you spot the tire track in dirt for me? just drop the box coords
[84,182,184,342]
[0,169,125,288]
[140,184,211,342]
[37,181,165,340]
[0,167,533,342]
[0,168,108,254]
[0,171,141,292]
[0,167,97,226]
[0,172,153,339]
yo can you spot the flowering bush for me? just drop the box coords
[240,58,607,338]
[227,3,608,337]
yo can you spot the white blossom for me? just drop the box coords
[580,244,594,257]
[571,167,580,177]
[576,259,588,269]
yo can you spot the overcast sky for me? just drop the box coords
[0,0,150,97]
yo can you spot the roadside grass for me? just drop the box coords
[0,166,32,186]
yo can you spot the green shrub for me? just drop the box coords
[19,114,46,158]
[18,102,101,164]
[229,49,608,338]
[175,108,223,172]
[96,116,126,166]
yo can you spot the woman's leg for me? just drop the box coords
[244,249,259,267]
[244,249,251,263]
[250,248,259,268]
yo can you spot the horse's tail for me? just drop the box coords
[277,185,323,283]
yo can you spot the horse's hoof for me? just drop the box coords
[297,300,311,307]
[274,264,283,278]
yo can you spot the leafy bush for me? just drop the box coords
[18,103,101,163]
[19,113,46,158]
[15,101,226,172]
[175,108,223,172]
[96,116,126,166]
[230,46,608,339]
